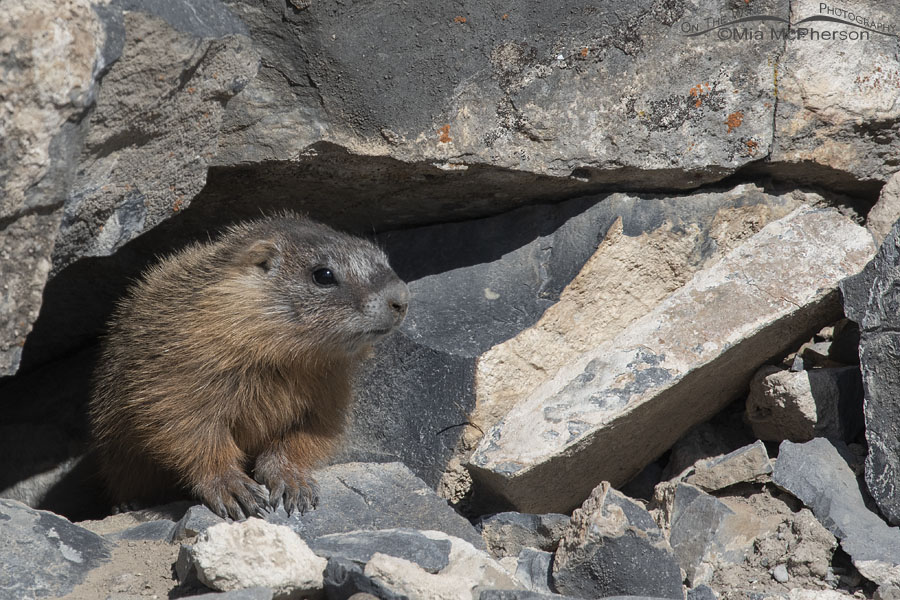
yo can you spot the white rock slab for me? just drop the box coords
[468,207,874,513]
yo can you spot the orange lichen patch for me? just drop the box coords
[454,16,467,23]
[745,139,759,155]
[173,197,184,212]
[438,124,452,143]
[689,82,711,108]
[187,86,196,94]
[725,111,744,133]
[502,13,509,20]
[580,47,589,58]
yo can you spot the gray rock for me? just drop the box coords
[108,518,176,541]
[868,173,900,247]
[116,0,249,38]
[771,564,789,583]
[190,587,274,600]
[336,331,476,488]
[266,462,483,549]
[52,10,260,276]
[772,438,900,587]
[0,498,112,599]
[552,484,682,599]
[171,504,225,541]
[470,207,874,513]
[745,366,864,443]
[222,0,777,187]
[687,585,718,600]
[478,512,570,558]
[668,483,740,584]
[684,440,773,492]
[661,422,750,482]
[309,529,451,574]
[323,557,404,600]
[842,221,900,526]
[771,0,900,188]
[514,548,554,594]
[0,0,123,376]
[478,592,582,600]
[357,530,521,599]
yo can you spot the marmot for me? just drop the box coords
[89,214,409,520]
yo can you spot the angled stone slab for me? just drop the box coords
[469,207,874,513]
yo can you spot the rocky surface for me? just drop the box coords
[2,1,898,599]
[469,207,874,513]
[773,439,900,588]
[0,499,112,599]
[842,221,900,527]
[0,0,121,376]
[478,511,570,558]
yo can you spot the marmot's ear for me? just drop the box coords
[243,239,280,273]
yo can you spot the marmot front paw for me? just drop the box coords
[254,457,320,515]
[194,470,269,520]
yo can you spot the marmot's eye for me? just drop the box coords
[312,267,337,286]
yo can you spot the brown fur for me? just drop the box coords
[89,215,408,519]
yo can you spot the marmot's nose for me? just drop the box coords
[385,279,410,323]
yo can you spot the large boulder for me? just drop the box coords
[469,207,874,513]
[0,0,122,376]
[842,221,900,526]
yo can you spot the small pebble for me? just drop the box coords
[772,564,789,583]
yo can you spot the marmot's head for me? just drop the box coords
[219,214,408,360]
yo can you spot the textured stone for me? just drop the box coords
[869,173,900,246]
[668,483,753,585]
[513,548,554,594]
[772,438,900,587]
[657,479,836,594]
[684,440,773,492]
[842,221,900,526]
[220,0,782,186]
[469,207,874,513]
[0,498,112,599]
[361,531,521,600]
[108,518,176,542]
[467,186,799,464]
[178,518,327,596]
[266,462,483,549]
[323,557,405,600]
[190,587,274,600]
[171,504,225,542]
[309,529,451,574]
[745,366,864,443]
[770,0,900,188]
[0,0,121,376]
[478,512,570,558]
[53,8,259,275]
[552,483,682,599]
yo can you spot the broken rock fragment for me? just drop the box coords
[551,482,683,599]
[745,366,864,443]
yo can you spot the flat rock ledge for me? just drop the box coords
[468,207,875,513]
